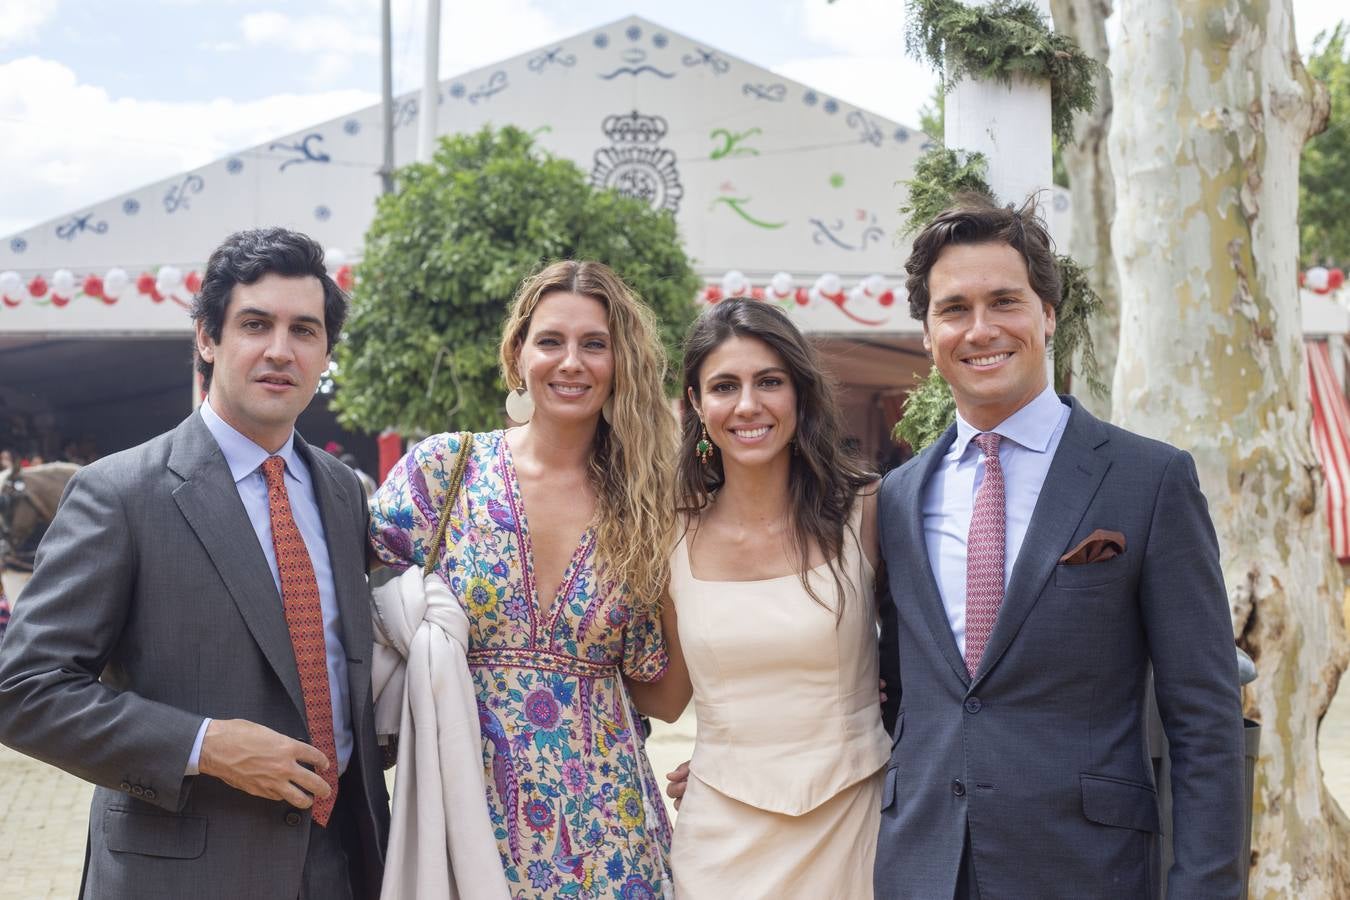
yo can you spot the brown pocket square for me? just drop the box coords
[1059,529,1126,565]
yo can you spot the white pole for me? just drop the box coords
[417,0,442,163]
[943,0,1054,219]
[379,0,395,193]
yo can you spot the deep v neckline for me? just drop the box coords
[499,435,595,644]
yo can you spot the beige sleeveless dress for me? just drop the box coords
[669,502,891,899]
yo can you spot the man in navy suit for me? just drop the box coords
[873,195,1245,899]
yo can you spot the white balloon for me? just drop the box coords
[816,273,842,296]
[769,271,794,297]
[52,269,76,296]
[324,247,346,270]
[1307,266,1330,291]
[721,270,748,297]
[862,274,887,296]
[104,267,129,298]
[156,265,183,296]
[0,270,21,298]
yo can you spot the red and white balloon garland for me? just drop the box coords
[0,255,355,310]
[701,271,899,327]
[1302,266,1346,295]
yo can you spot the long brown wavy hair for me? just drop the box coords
[677,298,874,615]
[500,260,676,613]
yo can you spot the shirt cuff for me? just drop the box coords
[185,718,211,776]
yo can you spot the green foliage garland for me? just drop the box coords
[333,126,699,435]
[900,148,993,237]
[894,366,956,453]
[905,0,1100,145]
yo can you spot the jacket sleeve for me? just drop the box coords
[877,474,903,735]
[0,466,203,812]
[1140,450,1246,898]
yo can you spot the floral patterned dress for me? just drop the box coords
[370,431,673,899]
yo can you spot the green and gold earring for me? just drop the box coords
[696,422,714,465]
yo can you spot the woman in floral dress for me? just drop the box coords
[370,260,688,899]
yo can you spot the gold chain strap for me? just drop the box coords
[422,431,473,578]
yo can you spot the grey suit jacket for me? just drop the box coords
[875,397,1245,899]
[0,412,389,899]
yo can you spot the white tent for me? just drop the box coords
[0,14,1072,462]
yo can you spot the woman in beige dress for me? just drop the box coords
[664,298,891,898]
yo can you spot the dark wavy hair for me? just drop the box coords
[190,227,348,389]
[904,193,1061,321]
[677,298,874,615]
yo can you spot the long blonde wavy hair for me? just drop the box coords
[500,260,676,613]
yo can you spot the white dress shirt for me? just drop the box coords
[921,385,1070,655]
[187,400,353,775]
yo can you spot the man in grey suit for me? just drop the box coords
[875,197,1246,898]
[0,228,389,898]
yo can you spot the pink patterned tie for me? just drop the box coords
[262,456,339,826]
[965,433,1005,677]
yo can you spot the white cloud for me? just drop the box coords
[0,0,58,48]
[0,56,375,235]
[798,0,909,58]
[240,11,380,56]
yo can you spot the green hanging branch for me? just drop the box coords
[904,0,1100,145]
[1052,253,1107,399]
[900,148,993,236]
[894,366,957,453]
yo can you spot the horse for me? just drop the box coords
[0,461,79,635]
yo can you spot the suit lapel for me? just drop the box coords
[168,413,307,718]
[973,399,1110,684]
[895,425,971,687]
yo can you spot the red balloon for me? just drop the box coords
[1330,269,1346,290]
[185,271,202,294]
[83,275,104,299]
[136,272,156,294]
[51,293,70,308]
[335,264,354,292]
[28,275,47,297]
[705,286,723,304]
[879,290,895,308]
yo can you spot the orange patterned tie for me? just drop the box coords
[261,456,338,826]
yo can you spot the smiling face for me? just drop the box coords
[923,241,1057,431]
[691,334,798,470]
[515,291,614,427]
[196,272,329,452]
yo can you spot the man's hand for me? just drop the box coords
[666,760,691,810]
[198,719,331,809]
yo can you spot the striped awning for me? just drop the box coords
[1307,339,1350,561]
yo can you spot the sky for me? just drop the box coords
[0,0,1344,237]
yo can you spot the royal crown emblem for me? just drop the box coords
[590,110,683,215]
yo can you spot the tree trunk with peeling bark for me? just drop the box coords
[1109,1,1348,895]
[1048,0,1118,418]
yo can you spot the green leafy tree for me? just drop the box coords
[1302,23,1349,267]
[333,126,700,435]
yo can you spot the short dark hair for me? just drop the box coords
[190,227,348,389]
[904,193,1061,321]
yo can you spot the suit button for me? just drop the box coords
[119,782,132,793]
[131,786,145,797]
[964,697,982,714]
[284,811,302,827]
[952,779,966,798]
[144,789,157,802]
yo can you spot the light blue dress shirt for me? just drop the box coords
[921,385,1070,655]
[186,401,353,775]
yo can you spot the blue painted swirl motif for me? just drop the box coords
[468,70,509,103]
[743,83,786,102]
[682,48,729,75]
[344,119,361,135]
[393,98,418,128]
[164,174,205,213]
[122,198,140,215]
[528,47,576,72]
[847,111,884,147]
[269,134,331,172]
[9,238,26,254]
[598,64,674,80]
[808,214,885,252]
[55,213,109,242]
